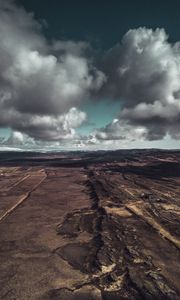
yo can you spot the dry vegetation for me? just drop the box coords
[0,150,180,299]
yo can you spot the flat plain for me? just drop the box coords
[0,149,180,300]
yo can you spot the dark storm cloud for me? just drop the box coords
[96,28,180,142]
[0,0,180,146]
[0,0,105,141]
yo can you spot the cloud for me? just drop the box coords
[2,107,87,142]
[100,27,180,141]
[4,130,34,146]
[93,119,147,141]
[0,0,105,141]
[0,0,180,149]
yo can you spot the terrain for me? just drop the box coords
[0,149,180,300]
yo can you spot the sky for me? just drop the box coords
[0,0,180,150]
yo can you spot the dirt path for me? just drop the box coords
[0,167,91,300]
